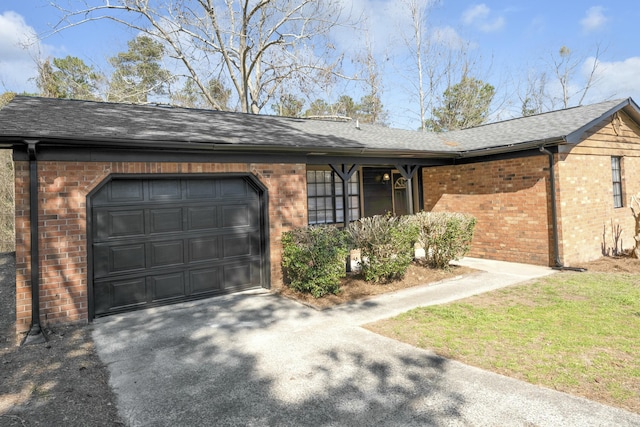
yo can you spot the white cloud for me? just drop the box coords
[462,4,489,25]
[580,6,609,33]
[0,11,43,93]
[462,4,504,32]
[431,26,468,50]
[329,0,403,56]
[583,56,640,102]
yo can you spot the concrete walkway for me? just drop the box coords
[92,258,640,426]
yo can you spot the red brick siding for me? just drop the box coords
[422,112,640,267]
[423,156,552,265]
[15,161,306,335]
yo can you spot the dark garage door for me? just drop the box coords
[90,175,267,317]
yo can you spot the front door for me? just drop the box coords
[392,172,409,216]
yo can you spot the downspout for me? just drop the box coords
[26,140,43,341]
[539,146,586,272]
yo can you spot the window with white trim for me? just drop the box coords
[307,169,360,225]
[611,156,623,208]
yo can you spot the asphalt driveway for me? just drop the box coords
[92,259,640,426]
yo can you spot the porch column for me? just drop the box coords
[330,163,359,273]
[395,165,420,214]
[329,163,359,228]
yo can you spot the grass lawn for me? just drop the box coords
[365,271,640,413]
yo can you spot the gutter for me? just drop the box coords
[3,135,458,161]
[539,145,586,272]
[24,140,45,344]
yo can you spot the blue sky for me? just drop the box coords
[2,1,640,129]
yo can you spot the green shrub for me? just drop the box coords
[281,225,349,298]
[346,215,418,283]
[412,211,477,269]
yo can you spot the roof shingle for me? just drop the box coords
[0,96,637,157]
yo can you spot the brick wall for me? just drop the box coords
[555,154,638,264]
[423,155,553,265]
[422,112,640,267]
[15,161,307,335]
[556,112,640,265]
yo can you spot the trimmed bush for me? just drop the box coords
[281,225,349,297]
[412,211,477,269]
[346,215,419,283]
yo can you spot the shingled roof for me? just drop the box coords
[1,95,638,158]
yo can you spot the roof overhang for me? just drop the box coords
[564,97,640,144]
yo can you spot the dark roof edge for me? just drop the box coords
[3,135,459,160]
[456,137,566,158]
[565,98,639,144]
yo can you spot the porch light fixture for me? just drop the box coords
[382,173,391,182]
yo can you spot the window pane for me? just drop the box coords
[306,169,361,226]
[611,157,623,208]
[348,182,357,194]
[308,211,317,224]
[323,196,332,210]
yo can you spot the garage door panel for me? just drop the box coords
[150,240,184,267]
[222,260,262,289]
[91,175,266,317]
[220,178,248,198]
[224,264,250,288]
[94,283,111,315]
[187,206,218,230]
[186,180,217,199]
[222,204,253,228]
[95,209,145,240]
[149,208,184,234]
[190,267,221,294]
[223,234,252,258]
[112,277,147,310]
[109,180,144,203]
[150,272,187,301]
[94,243,146,278]
[189,236,220,262]
[149,179,181,201]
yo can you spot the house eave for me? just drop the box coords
[5,135,459,164]
[456,138,567,158]
[564,97,640,144]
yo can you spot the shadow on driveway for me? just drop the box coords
[94,291,464,426]
[93,284,640,426]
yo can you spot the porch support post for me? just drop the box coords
[329,163,359,228]
[330,163,359,273]
[395,165,420,214]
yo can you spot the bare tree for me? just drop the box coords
[354,27,387,125]
[398,1,490,130]
[51,0,353,113]
[552,46,585,109]
[517,44,604,115]
[399,0,441,131]
[518,70,549,116]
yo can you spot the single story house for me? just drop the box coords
[1,95,639,337]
